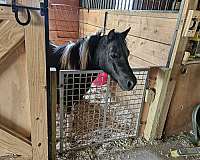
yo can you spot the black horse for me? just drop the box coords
[48,28,137,112]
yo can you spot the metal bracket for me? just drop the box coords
[0,1,46,26]
[183,10,200,37]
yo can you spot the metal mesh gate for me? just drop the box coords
[57,69,148,153]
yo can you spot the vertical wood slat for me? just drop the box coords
[23,0,48,159]
[50,69,57,160]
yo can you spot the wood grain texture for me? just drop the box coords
[79,9,178,68]
[0,20,24,64]
[24,7,48,160]
[0,128,32,156]
[0,42,31,138]
[79,9,178,44]
[164,0,200,136]
[144,69,171,140]
[165,64,200,135]
[50,69,57,160]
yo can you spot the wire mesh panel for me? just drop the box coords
[80,0,182,11]
[57,69,148,154]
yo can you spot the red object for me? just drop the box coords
[92,72,108,86]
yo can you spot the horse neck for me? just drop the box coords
[86,35,102,70]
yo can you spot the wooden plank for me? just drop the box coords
[0,20,24,64]
[126,36,170,66]
[24,8,48,160]
[163,0,199,136]
[0,123,31,145]
[106,12,177,45]
[0,128,32,156]
[0,42,31,138]
[79,9,178,44]
[50,69,57,160]
[165,64,200,136]
[128,55,153,68]
[156,80,176,138]
[143,0,198,140]
[144,69,171,140]
[0,7,15,20]
[79,10,177,68]
[79,23,171,67]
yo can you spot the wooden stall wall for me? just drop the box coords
[79,9,179,68]
[0,1,48,159]
[49,0,79,45]
[164,64,200,136]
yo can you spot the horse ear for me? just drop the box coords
[121,27,131,39]
[107,29,115,41]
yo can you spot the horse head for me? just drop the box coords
[94,28,137,91]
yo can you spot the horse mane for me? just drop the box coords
[60,31,102,70]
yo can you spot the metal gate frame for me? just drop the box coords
[58,69,148,153]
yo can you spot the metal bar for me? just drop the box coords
[152,0,155,10]
[165,0,169,10]
[90,0,93,8]
[43,0,52,158]
[98,0,100,9]
[102,0,105,8]
[105,0,108,9]
[129,0,133,10]
[0,3,41,10]
[60,70,103,74]
[59,72,64,154]
[136,0,140,10]
[109,0,113,9]
[121,0,124,9]
[101,75,111,140]
[123,0,126,10]
[166,0,186,67]
[115,0,119,9]
[103,12,108,35]
[140,0,143,10]
[159,0,163,10]
[95,0,98,9]
[135,71,149,137]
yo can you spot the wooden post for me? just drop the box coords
[144,68,171,140]
[24,1,48,159]
[144,0,199,140]
[164,0,200,136]
[50,68,57,160]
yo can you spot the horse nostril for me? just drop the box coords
[127,80,134,89]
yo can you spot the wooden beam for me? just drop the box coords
[143,0,198,140]
[50,68,57,160]
[0,20,24,64]
[79,9,178,68]
[0,128,32,156]
[156,80,176,138]
[24,7,48,160]
[0,7,15,20]
[79,9,178,44]
[161,0,199,136]
[0,123,31,146]
[144,69,171,140]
